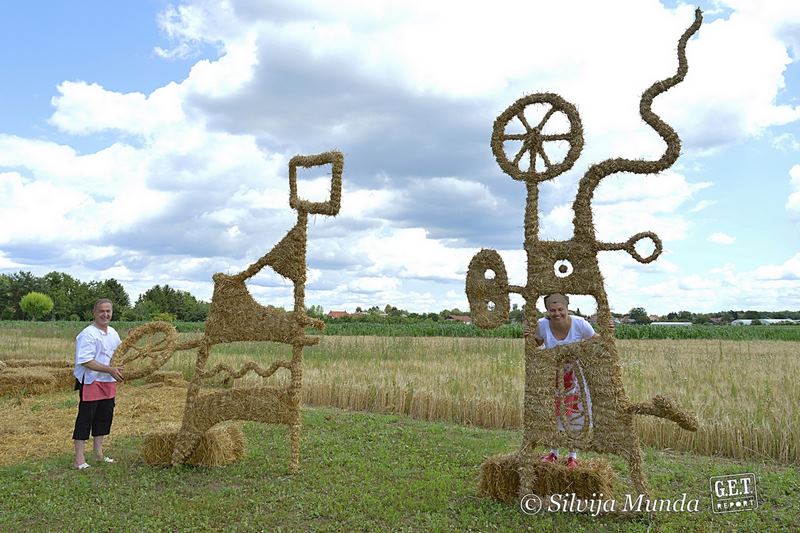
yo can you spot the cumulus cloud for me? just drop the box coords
[2,0,799,315]
[753,253,800,281]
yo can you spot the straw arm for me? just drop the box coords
[572,9,702,240]
[627,395,698,431]
[199,360,292,381]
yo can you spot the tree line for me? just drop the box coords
[0,271,208,322]
[2,270,796,324]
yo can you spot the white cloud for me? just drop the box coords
[690,199,715,212]
[753,253,800,281]
[772,133,800,151]
[49,81,185,136]
[2,0,800,317]
[707,232,736,244]
[358,228,472,280]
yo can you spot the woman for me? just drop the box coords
[524,293,600,469]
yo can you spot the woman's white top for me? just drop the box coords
[537,315,596,348]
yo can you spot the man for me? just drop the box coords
[72,298,124,470]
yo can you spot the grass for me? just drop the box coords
[1,407,797,532]
[3,322,799,464]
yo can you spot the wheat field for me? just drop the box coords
[1,325,797,463]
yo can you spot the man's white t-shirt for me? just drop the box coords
[536,315,596,349]
[74,324,121,385]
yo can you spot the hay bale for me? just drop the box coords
[479,452,521,503]
[519,455,615,501]
[0,366,74,396]
[1,359,72,368]
[143,423,245,466]
[481,452,616,505]
[145,371,186,386]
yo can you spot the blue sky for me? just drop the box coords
[1,0,799,316]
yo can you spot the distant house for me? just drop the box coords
[327,311,349,319]
[446,315,473,325]
[650,321,692,327]
[648,314,661,322]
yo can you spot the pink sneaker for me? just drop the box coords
[566,457,578,470]
[540,452,558,463]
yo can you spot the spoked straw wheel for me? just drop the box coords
[491,93,584,182]
[112,321,178,380]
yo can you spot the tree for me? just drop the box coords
[134,284,209,322]
[2,271,45,319]
[628,307,651,324]
[20,292,54,321]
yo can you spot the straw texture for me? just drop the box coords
[167,151,343,471]
[143,422,245,466]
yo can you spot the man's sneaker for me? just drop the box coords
[540,452,558,463]
[566,457,578,470]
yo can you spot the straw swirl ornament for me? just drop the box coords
[470,11,702,507]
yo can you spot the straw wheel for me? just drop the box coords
[491,93,583,182]
[113,321,178,380]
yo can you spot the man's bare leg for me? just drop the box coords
[74,439,87,468]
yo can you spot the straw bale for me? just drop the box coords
[479,452,521,503]
[0,366,73,396]
[480,451,615,504]
[518,454,615,501]
[1,358,72,368]
[143,422,245,466]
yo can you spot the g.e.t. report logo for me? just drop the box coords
[709,473,758,513]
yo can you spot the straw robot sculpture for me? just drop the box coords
[113,152,343,472]
[469,11,702,502]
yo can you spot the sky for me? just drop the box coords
[1,0,799,316]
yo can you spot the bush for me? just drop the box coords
[19,292,54,321]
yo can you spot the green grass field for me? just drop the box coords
[1,407,797,532]
[2,321,799,530]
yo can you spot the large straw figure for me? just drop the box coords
[114,151,343,472]
[469,12,701,503]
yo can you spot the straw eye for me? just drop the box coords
[554,259,573,278]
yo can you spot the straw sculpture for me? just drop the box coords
[113,151,343,472]
[469,11,702,505]
[0,359,74,396]
[143,422,245,466]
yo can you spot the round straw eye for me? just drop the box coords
[554,259,573,278]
